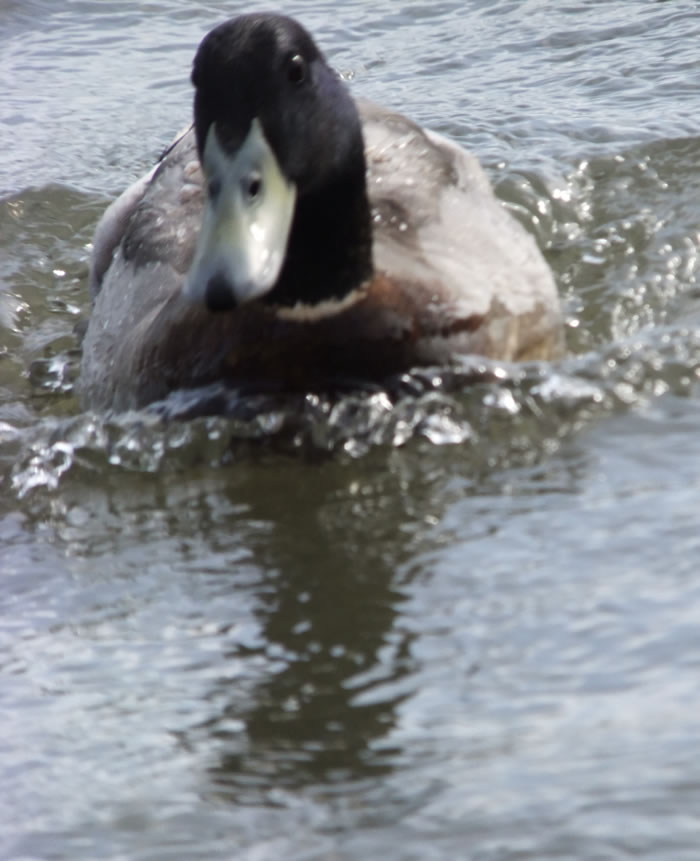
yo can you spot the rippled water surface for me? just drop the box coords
[4,2,700,859]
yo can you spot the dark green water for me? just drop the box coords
[3,2,700,858]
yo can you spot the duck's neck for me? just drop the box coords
[263,165,374,309]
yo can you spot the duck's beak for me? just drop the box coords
[184,118,296,311]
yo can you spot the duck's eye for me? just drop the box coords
[287,54,307,85]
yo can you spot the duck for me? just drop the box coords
[80,12,564,413]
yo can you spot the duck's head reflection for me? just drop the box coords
[201,458,419,798]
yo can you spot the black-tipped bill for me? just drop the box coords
[184,118,297,310]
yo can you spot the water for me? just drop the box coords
[3,1,700,858]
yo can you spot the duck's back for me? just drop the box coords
[359,100,562,363]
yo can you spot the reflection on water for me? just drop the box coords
[4,0,700,859]
[203,463,412,799]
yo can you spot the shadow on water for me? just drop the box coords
[198,457,416,801]
[1,383,597,823]
[193,414,609,806]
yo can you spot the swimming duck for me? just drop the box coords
[80,13,563,412]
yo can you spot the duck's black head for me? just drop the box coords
[185,14,373,314]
